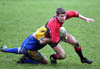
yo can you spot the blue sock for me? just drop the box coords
[5,48,19,54]
[24,58,40,64]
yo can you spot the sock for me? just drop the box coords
[53,53,59,59]
[56,53,59,59]
[74,46,84,59]
[24,58,40,64]
[5,47,20,54]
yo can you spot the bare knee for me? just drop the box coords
[59,53,66,59]
[74,42,80,48]
[61,54,66,59]
[42,59,48,64]
[41,56,48,64]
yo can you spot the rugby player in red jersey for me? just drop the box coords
[46,8,94,64]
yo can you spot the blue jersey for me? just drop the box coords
[21,34,46,51]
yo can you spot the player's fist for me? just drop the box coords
[86,18,95,23]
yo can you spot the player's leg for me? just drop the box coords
[23,54,48,64]
[28,50,48,64]
[17,55,40,64]
[63,32,92,64]
[50,44,66,64]
[19,47,48,64]
[0,45,21,54]
[17,55,42,64]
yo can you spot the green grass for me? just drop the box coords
[0,0,100,69]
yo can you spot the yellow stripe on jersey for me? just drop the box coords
[34,26,47,40]
[28,50,41,60]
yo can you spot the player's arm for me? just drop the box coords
[66,10,95,23]
[39,38,51,45]
[79,14,95,23]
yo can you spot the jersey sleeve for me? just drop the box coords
[66,10,79,19]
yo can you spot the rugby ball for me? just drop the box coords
[59,27,66,37]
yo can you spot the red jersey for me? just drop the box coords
[47,10,79,43]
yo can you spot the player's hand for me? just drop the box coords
[86,18,95,23]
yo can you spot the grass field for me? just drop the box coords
[0,0,100,69]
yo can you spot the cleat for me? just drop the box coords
[50,54,57,64]
[17,56,26,64]
[0,45,7,52]
[81,57,93,64]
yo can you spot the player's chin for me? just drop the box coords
[60,21,64,23]
[60,20,65,23]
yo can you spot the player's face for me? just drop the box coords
[57,14,66,23]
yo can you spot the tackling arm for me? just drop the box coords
[39,38,51,45]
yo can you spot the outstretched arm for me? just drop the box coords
[79,14,95,23]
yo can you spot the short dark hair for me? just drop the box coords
[56,8,66,15]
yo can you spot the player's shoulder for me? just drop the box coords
[48,17,55,23]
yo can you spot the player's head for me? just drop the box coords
[56,8,66,23]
